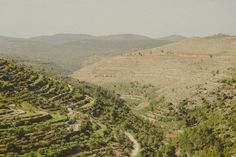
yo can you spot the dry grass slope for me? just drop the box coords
[72,37,236,103]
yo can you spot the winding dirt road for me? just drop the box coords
[124,131,140,157]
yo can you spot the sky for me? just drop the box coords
[0,0,235,38]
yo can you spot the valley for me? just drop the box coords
[1,0,236,156]
[0,35,236,157]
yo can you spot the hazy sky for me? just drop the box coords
[0,0,235,38]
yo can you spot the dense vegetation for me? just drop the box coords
[0,58,165,156]
[0,58,130,156]
[168,71,236,157]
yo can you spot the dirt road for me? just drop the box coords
[124,131,140,157]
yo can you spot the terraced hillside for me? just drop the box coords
[72,37,236,103]
[0,58,129,156]
[0,58,166,157]
[1,56,236,156]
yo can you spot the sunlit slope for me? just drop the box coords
[72,37,236,102]
[156,37,236,55]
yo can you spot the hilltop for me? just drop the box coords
[156,36,236,55]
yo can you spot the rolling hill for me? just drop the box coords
[0,34,182,74]
[72,36,236,103]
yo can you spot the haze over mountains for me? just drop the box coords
[30,34,152,44]
[0,34,184,74]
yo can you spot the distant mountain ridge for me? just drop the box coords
[30,34,96,44]
[0,33,235,43]
[98,34,151,40]
[30,34,152,44]
[0,35,25,42]
[0,33,182,73]
[206,33,235,39]
[159,35,186,42]
[0,34,153,45]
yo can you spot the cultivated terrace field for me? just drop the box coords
[0,58,165,157]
